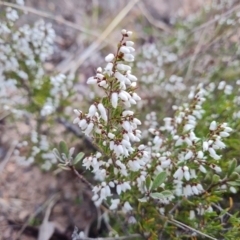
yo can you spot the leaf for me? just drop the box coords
[145,176,152,190]
[73,152,85,165]
[212,174,220,184]
[228,159,237,177]
[59,141,68,155]
[160,190,172,197]
[227,181,240,187]
[138,197,148,202]
[52,148,64,163]
[58,164,70,171]
[152,172,167,190]
[150,192,164,199]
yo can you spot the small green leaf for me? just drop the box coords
[228,159,237,177]
[145,176,152,190]
[160,190,172,197]
[212,174,220,184]
[53,148,64,163]
[229,172,240,180]
[73,152,85,165]
[138,197,148,202]
[234,165,240,174]
[228,181,240,187]
[59,141,68,155]
[150,192,164,199]
[152,172,167,190]
[58,164,70,171]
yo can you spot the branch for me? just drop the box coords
[69,165,94,190]
[0,1,100,37]
[78,233,145,240]
[168,218,217,240]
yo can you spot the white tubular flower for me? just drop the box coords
[199,164,207,173]
[125,41,134,46]
[203,141,209,151]
[117,63,131,71]
[219,132,230,137]
[230,186,237,194]
[105,62,113,75]
[79,119,88,129]
[87,77,97,85]
[173,167,184,180]
[121,29,127,35]
[209,121,217,131]
[183,185,193,197]
[105,53,114,62]
[122,201,133,214]
[132,92,141,101]
[191,185,199,195]
[108,132,115,139]
[111,92,118,108]
[115,71,131,85]
[208,147,221,160]
[123,53,134,62]
[120,46,130,54]
[109,199,120,210]
[97,103,108,122]
[84,122,94,136]
[210,164,222,173]
[183,166,190,181]
[126,72,137,81]
[189,210,195,220]
[88,104,97,117]
[213,138,226,149]
[126,31,132,36]
[184,150,193,160]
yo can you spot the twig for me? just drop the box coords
[0,112,11,121]
[59,0,140,74]
[192,4,240,33]
[78,233,144,240]
[185,29,206,81]
[69,165,94,189]
[0,142,17,175]
[169,218,217,240]
[0,1,100,38]
[137,2,172,33]
[14,194,59,240]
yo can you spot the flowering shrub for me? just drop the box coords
[54,28,240,239]
[0,3,75,169]
[1,1,240,239]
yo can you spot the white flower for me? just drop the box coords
[208,147,221,160]
[105,53,114,62]
[97,103,108,122]
[203,141,209,151]
[87,77,97,85]
[121,29,127,35]
[230,186,237,193]
[183,166,190,181]
[122,201,133,213]
[199,164,207,173]
[173,167,184,180]
[189,210,195,220]
[209,121,217,131]
[108,133,115,139]
[184,150,193,160]
[84,122,94,136]
[111,92,118,108]
[105,62,113,75]
[88,104,97,116]
[219,132,230,137]
[109,199,120,210]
